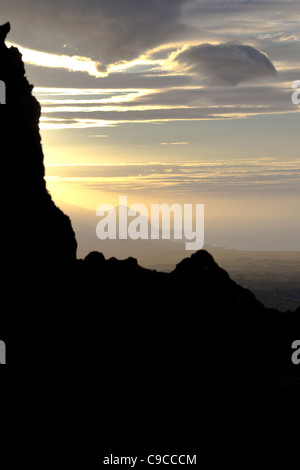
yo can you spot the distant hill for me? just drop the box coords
[56,199,300,310]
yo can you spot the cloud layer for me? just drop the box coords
[45,160,300,195]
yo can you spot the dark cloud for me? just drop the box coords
[2,0,187,71]
[174,43,277,85]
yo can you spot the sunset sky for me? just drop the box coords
[2,0,300,256]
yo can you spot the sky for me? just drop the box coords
[1,0,300,257]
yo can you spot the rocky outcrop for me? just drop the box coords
[0,22,77,268]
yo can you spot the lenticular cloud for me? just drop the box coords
[174,43,277,85]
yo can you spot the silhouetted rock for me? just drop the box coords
[0,22,10,43]
[84,250,106,266]
[0,23,77,269]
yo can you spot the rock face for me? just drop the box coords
[0,22,77,268]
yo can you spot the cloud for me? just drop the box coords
[89,134,109,138]
[7,42,102,77]
[44,160,300,194]
[160,142,189,145]
[2,0,187,72]
[2,0,297,130]
[34,77,297,130]
[182,1,300,36]
[2,0,299,79]
[174,43,277,85]
[24,62,191,89]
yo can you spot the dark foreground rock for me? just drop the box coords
[1,249,299,466]
[0,22,77,269]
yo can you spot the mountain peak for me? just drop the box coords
[173,249,222,278]
[0,22,10,44]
